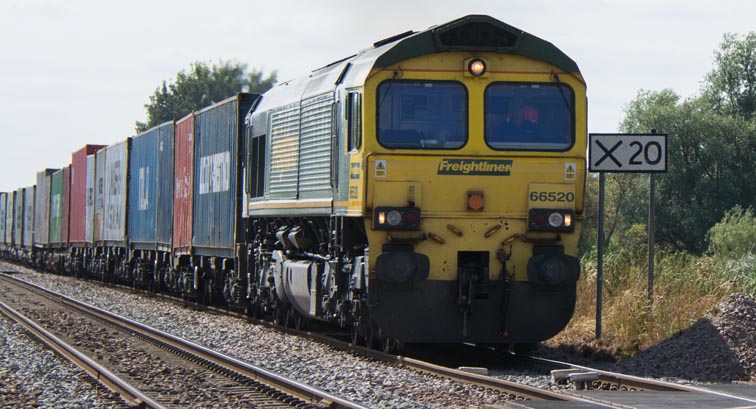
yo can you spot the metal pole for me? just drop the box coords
[596,172,605,339]
[648,173,655,302]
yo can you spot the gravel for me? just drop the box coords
[0,263,510,408]
[0,315,127,408]
[613,292,756,382]
[5,260,755,408]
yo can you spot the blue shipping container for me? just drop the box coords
[128,128,159,249]
[192,93,254,257]
[156,122,175,250]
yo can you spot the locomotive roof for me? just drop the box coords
[251,15,580,115]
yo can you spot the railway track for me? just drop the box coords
[5,263,756,408]
[0,272,364,409]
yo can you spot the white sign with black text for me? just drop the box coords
[589,133,667,173]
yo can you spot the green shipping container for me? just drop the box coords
[49,169,64,246]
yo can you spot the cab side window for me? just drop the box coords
[347,92,362,151]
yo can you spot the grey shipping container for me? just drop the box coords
[94,149,107,243]
[6,192,15,246]
[85,154,96,244]
[23,186,34,248]
[14,188,24,248]
[192,93,254,257]
[34,169,57,248]
[129,127,158,249]
[0,192,6,246]
[156,122,174,250]
[102,139,130,245]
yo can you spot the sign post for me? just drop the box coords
[589,133,667,339]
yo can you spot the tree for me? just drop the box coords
[135,61,277,132]
[703,32,756,120]
[619,89,756,252]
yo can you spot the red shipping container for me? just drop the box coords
[70,145,106,246]
[173,113,194,255]
[60,165,72,247]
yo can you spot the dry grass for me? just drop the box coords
[546,251,740,360]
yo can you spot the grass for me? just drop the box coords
[545,248,753,360]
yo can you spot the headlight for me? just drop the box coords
[547,212,564,228]
[386,210,402,226]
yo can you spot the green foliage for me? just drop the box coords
[703,32,756,120]
[603,31,756,254]
[707,205,756,258]
[619,88,756,252]
[135,61,277,132]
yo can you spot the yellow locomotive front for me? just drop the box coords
[349,16,586,346]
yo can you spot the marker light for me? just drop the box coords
[373,206,422,230]
[468,58,487,77]
[467,192,484,211]
[528,209,575,232]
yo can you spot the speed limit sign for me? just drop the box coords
[589,134,667,173]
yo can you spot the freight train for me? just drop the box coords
[0,15,586,352]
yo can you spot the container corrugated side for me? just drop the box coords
[0,192,6,246]
[173,113,194,255]
[34,169,56,248]
[85,155,96,244]
[49,169,64,246]
[92,149,108,245]
[6,192,15,246]
[191,93,254,257]
[60,166,71,247]
[129,128,158,249]
[70,145,106,246]
[103,139,130,245]
[13,188,24,248]
[94,149,107,243]
[157,121,175,250]
[23,186,34,248]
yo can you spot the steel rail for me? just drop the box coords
[0,300,166,409]
[1,273,366,409]
[528,355,756,405]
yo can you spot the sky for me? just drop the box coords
[0,0,753,192]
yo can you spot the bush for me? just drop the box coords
[707,205,756,258]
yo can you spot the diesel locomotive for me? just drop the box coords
[0,15,586,351]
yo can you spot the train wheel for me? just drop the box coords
[381,337,398,354]
[273,305,286,326]
[350,326,361,346]
[202,280,213,306]
[293,312,308,331]
[363,326,376,349]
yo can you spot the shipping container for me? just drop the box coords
[14,188,24,249]
[156,122,175,250]
[34,169,56,248]
[129,127,159,249]
[102,139,130,246]
[70,145,106,246]
[49,169,64,246]
[23,186,35,248]
[0,192,6,247]
[6,192,15,247]
[192,93,254,257]
[85,154,96,244]
[173,113,194,256]
[94,149,107,243]
[60,165,71,247]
